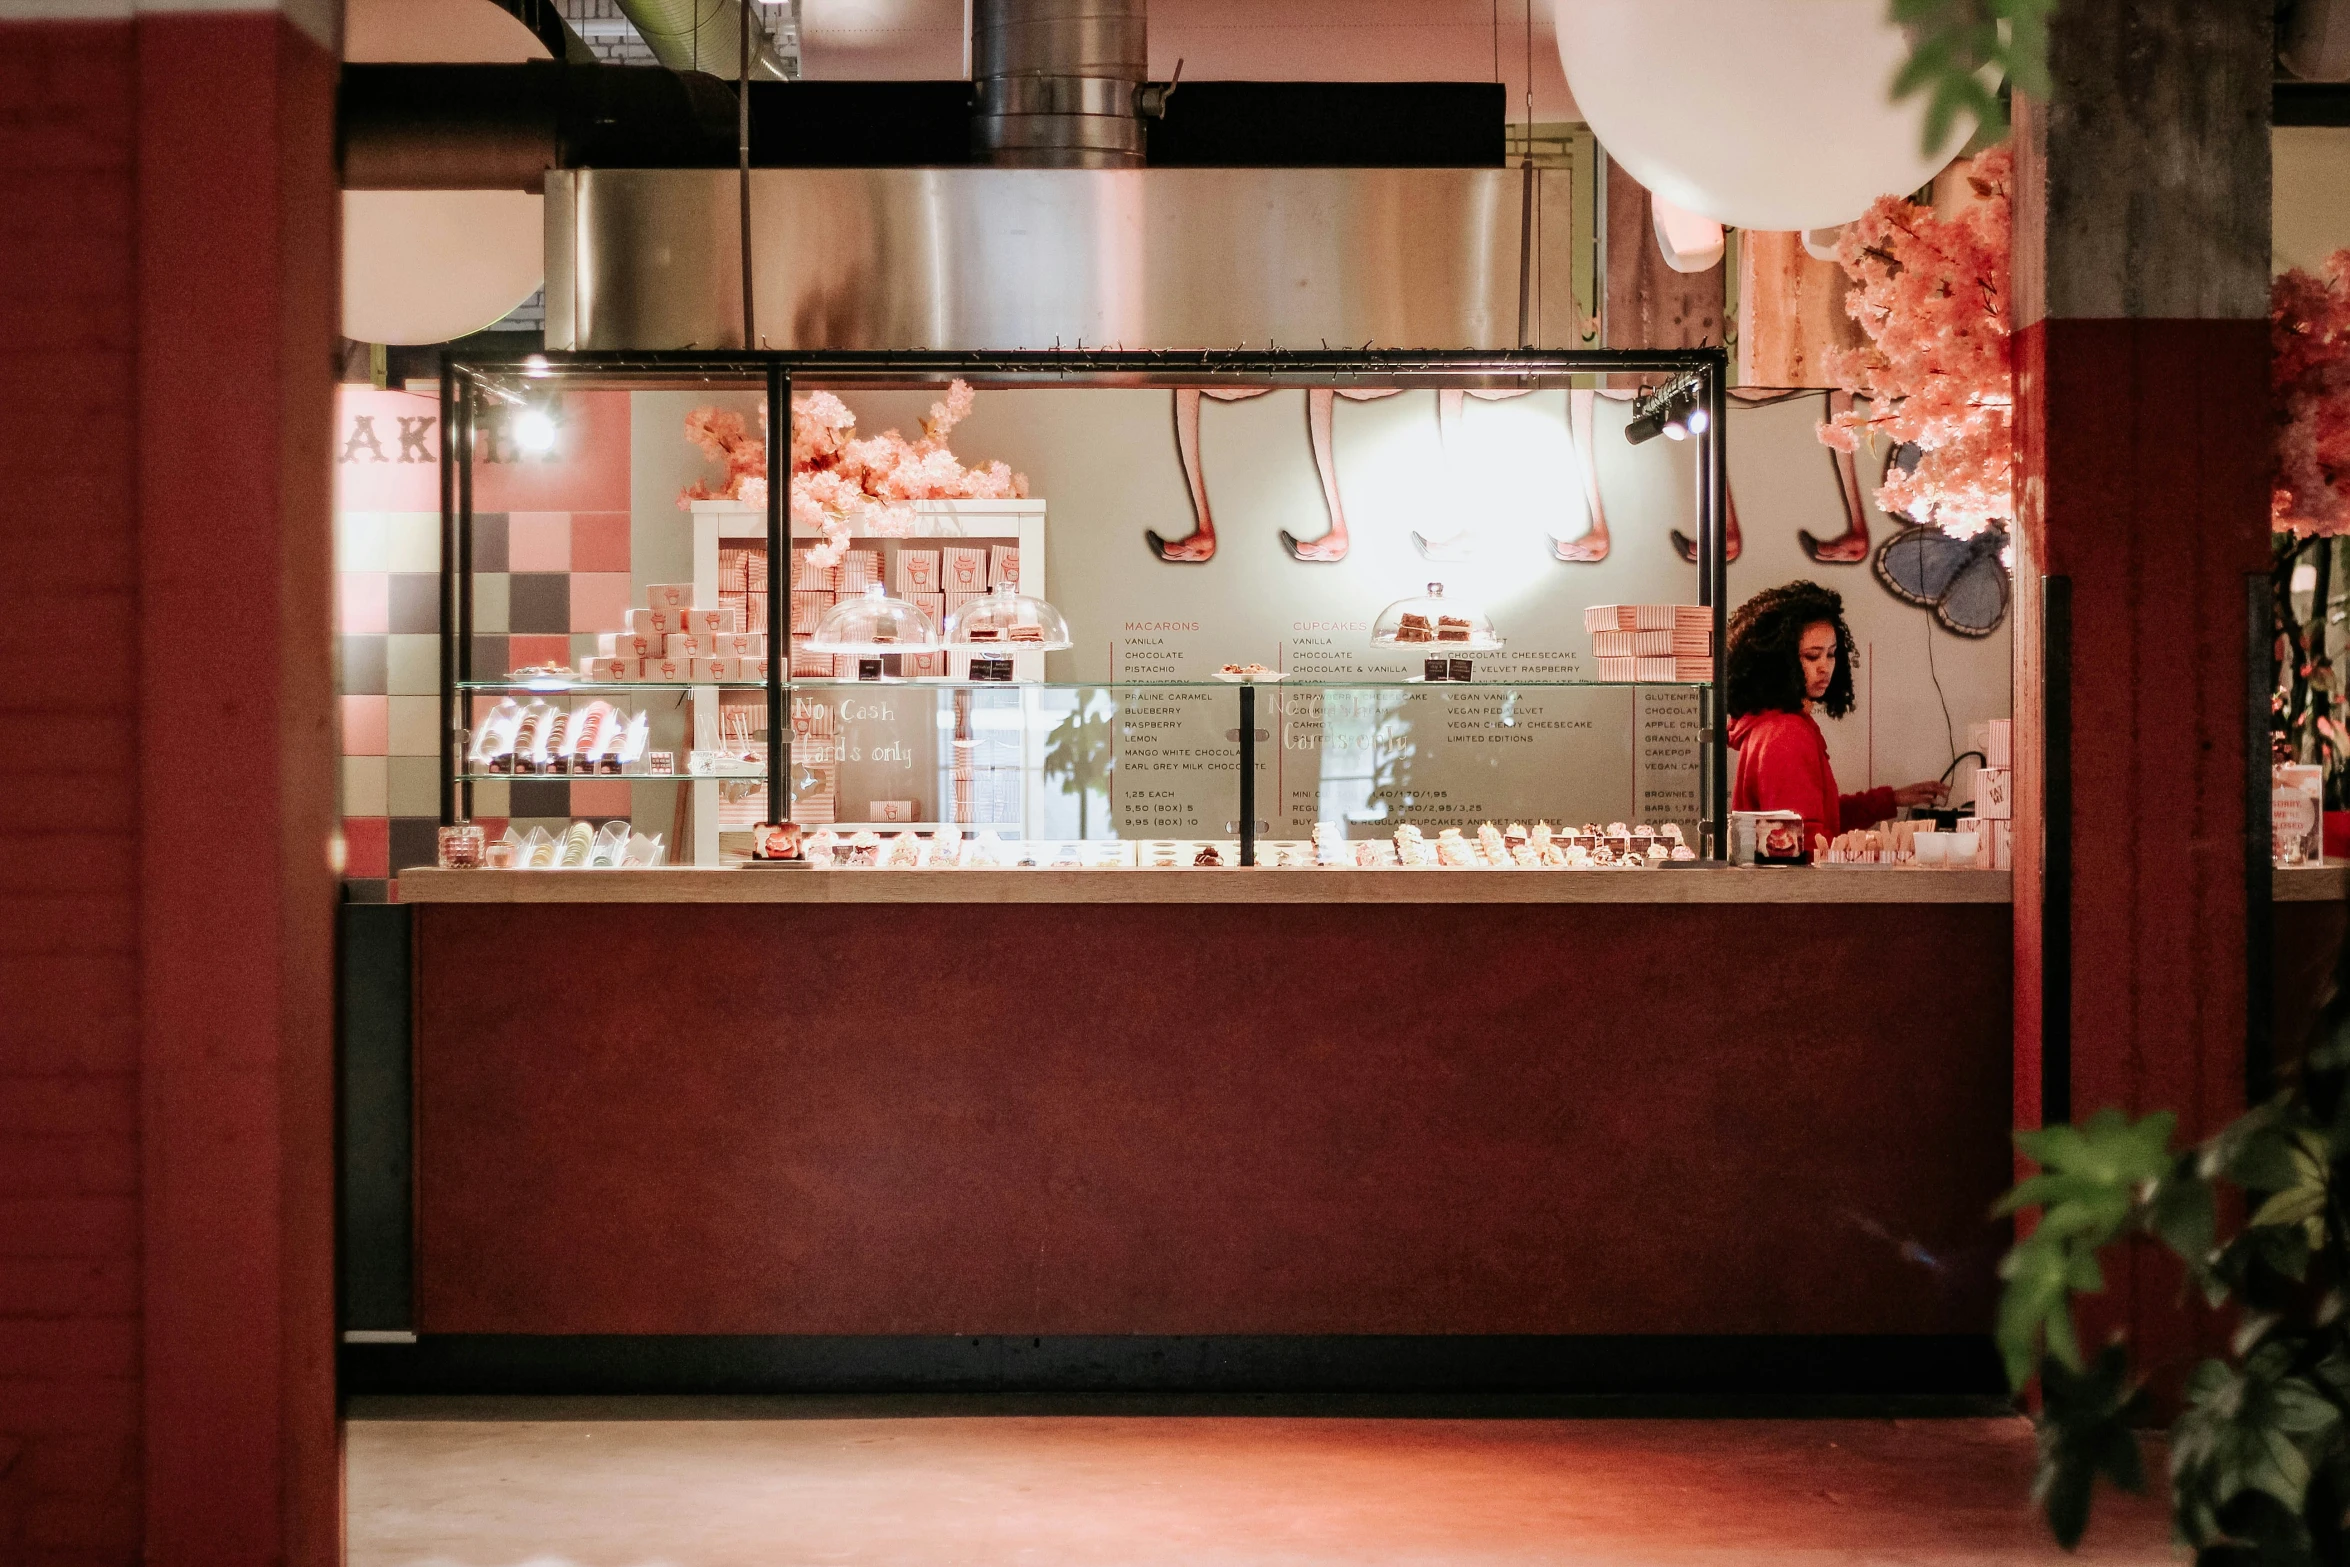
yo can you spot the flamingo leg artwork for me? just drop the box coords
[1800,390,1873,563]
[1282,387,1400,562]
[1669,481,1741,564]
[1413,390,1475,561]
[1146,387,1270,563]
[1549,388,1612,563]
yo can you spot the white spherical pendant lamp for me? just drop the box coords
[1554,0,1975,232]
[342,189,544,345]
[340,0,548,346]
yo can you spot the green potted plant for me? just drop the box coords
[1997,987,2350,1561]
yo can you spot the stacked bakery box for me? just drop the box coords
[1965,718,2013,870]
[1584,605,1712,682]
[716,544,769,662]
[577,581,770,683]
[779,541,1022,679]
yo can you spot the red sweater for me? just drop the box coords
[1729,709,1896,853]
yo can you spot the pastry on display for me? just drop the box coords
[471,698,654,779]
[1435,616,1474,642]
[483,822,663,869]
[774,817,1690,873]
[1392,613,1435,644]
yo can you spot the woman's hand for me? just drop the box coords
[1893,780,1949,809]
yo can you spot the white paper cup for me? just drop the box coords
[1947,832,1981,866]
[1913,831,1949,865]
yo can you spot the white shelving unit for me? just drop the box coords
[686,498,1049,864]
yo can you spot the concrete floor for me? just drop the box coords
[347,1398,2177,1566]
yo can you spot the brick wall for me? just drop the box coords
[0,23,145,1562]
[0,13,338,1565]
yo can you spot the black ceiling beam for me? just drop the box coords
[1147,82,1505,167]
[2277,80,2350,126]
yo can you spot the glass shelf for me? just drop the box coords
[455,677,1711,692]
[785,678,1712,691]
[455,680,771,691]
[455,771,701,782]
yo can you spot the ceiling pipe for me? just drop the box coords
[971,0,1157,168]
[338,61,740,190]
[615,0,791,83]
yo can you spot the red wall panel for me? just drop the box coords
[416,902,2014,1338]
[0,22,144,1564]
[2011,315,2273,1392]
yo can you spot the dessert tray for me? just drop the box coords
[790,821,1696,870]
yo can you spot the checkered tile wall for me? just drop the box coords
[336,507,637,900]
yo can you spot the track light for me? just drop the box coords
[1624,375,1709,446]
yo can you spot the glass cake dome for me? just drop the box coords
[944,583,1073,652]
[1369,583,1503,652]
[805,583,944,655]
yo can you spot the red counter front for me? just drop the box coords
[403,870,2015,1339]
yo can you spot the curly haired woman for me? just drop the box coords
[1726,581,1945,856]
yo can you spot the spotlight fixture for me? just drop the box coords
[1623,373,1710,446]
[513,407,558,454]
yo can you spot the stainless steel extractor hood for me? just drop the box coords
[544,165,1573,352]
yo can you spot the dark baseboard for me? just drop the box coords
[343,1334,2006,1410]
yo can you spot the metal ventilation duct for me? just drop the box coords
[614,0,791,82]
[545,166,1574,351]
[972,0,1150,168]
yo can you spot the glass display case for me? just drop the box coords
[434,349,1730,871]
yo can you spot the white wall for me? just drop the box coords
[824,384,2010,803]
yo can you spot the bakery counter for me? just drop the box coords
[397,870,2017,1353]
[2277,865,2350,1061]
[2277,864,2350,901]
[395,864,2013,904]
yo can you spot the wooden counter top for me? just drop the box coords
[2277,864,2350,902]
[397,865,2015,905]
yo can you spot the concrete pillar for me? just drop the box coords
[2009,0,2272,1371]
[1601,155,1725,355]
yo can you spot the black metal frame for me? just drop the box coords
[439,346,1732,858]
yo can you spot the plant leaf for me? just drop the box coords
[2033,1345,2148,1550]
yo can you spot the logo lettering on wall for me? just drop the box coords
[332,409,569,467]
[396,416,435,463]
[338,413,438,465]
